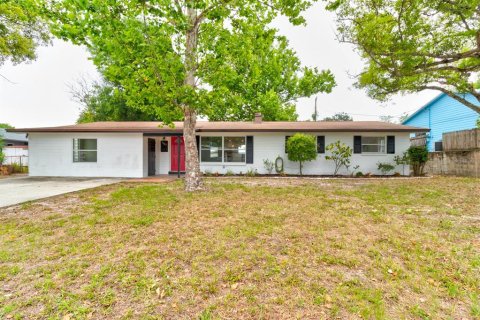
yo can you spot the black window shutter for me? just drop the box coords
[317,136,325,154]
[246,136,254,164]
[387,136,395,154]
[285,136,291,153]
[196,136,200,155]
[354,136,362,154]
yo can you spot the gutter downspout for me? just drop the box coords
[428,106,432,151]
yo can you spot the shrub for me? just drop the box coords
[225,169,235,176]
[351,165,360,176]
[407,146,428,176]
[0,137,4,165]
[263,159,274,174]
[10,163,28,174]
[286,133,317,175]
[393,152,410,176]
[245,168,257,177]
[377,162,395,175]
[325,140,352,175]
[355,171,364,177]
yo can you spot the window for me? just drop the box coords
[160,140,168,152]
[362,137,386,153]
[201,137,222,163]
[200,136,246,163]
[224,137,246,163]
[73,139,97,162]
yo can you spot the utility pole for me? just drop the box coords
[313,96,318,121]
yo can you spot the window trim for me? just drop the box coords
[361,136,387,154]
[73,138,98,163]
[200,136,247,164]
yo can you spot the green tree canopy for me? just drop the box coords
[327,0,480,113]
[0,123,14,129]
[286,133,317,175]
[0,0,49,67]
[322,112,353,122]
[71,80,176,123]
[46,0,336,191]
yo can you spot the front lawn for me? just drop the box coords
[1,177,479,319]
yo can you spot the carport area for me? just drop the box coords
[0,176,121,208]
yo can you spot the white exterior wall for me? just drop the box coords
[142,136,172,175]
[199,132,411,175]
[28,131,412,178]
[28,133,144,178]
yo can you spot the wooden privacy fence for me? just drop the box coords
[443,128,480,151]
[425,128,480,178]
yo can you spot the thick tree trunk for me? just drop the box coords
[183,7,203,192]
[184,107,202,191]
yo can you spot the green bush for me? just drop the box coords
[10,163,28,173]
[0,137,4,165]
[225,169,235,176]
[245,169,257,177]
[263,159,274,174]
[377,162,395,175]
[286,133,317,175]
[325,140,352,175]
[393,152,410,176]
[407,146,428,176]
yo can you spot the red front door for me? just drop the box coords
[171,137,186,172]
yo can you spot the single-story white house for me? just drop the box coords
[9,115,429,177]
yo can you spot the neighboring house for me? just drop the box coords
[402,93,479,151]
[9,115,428,177]
[0,128,28,146]
[0,128,29,166]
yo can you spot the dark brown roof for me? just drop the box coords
[8,121,429,133]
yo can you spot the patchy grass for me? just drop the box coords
[0,177,479,319]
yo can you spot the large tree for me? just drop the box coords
[322,112,353,122]
[327,0,480,113]
[0,0,49,68]
[0,123,14,129]
[47,0,335,191]
[70,79,174,123]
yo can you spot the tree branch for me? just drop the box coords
[420,85,480,113]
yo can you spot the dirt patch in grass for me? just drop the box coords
[1,177,479,319]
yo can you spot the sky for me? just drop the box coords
[0,4,439,128]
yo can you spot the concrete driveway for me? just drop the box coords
[0,176,121,208]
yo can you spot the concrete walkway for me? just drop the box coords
[0,176,121,208]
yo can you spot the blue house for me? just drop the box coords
[403,93,479,151]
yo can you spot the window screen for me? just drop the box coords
[73,139,97,162]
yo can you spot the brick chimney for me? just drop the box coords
[254,113,263,124]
